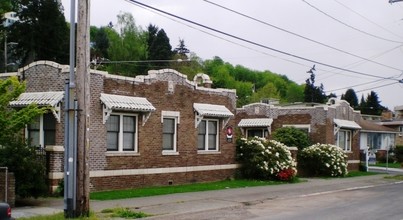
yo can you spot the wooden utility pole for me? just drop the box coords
[75,0,91,216]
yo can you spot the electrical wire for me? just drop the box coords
[124,0,402,82]
[302,0,403,44]
[333,0,403,39]
[128,1,312,70]
[203,0,403,72]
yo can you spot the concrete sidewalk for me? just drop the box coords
[12,173,403,219]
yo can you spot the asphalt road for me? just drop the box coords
[147,180,403,220]
[247,181,403,220]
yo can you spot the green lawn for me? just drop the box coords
[345,170,380,177]
[372,162,402,169]
[90,179,287,200]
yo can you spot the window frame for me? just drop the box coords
[197,118,219,152]
[26,113,56,148]
[336,129,352,151]
[245,128,268,138]
[161,111,180,155]
[106,112,138,153]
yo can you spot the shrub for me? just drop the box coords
[299,143,348,177]
[394,145,403,163]
[236,137,297,181]
[272,127,310,150]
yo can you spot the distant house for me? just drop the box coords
[236,99,362,170]
[4,61,238,192]
[359,119,397,151]
[377,106,403,146]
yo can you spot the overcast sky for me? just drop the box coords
[61,0,403,110]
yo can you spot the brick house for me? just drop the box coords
[6,61,238,192]
[236,99,362,170]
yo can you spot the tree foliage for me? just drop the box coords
[341,88,358,108]
[359,90,386,115]
[0,76,48,198]
[147,24,173,69]
[304,70,327,103]
[10,0,69,66]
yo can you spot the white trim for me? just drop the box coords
[197,118,219,151]
[45,145,65,152]
[336,129,352,151]
[106,113,139,153]
[162,111,180,154]
[245,128,269,138]
[48,172,64,179]
[90,164,240,178]
[348,160,360,164]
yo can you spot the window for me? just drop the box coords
[106,113,138,152]
[336,129,351,151]
[161,111,180,154]
[399,126,403,136]
[246,128,268,138]
[27,113,56,148]
[198,119,218,151]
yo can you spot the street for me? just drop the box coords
[145,178,403,220]
[247,181,403,220]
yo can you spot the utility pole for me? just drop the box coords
[75,0,91,216]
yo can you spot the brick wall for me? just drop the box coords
[0,171,15,207]
[19,63,238,191]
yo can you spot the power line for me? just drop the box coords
[128,0,313,70]
[124,0,401,82]
[316,44,403,82]
[302,0,403,44]
[333,0,403,39]
[203,0,403,72]
[355,81,399,93]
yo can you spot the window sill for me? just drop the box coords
[162,151,179,156]
[197,150,221,155]
[105,152,140,157]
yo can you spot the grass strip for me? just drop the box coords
[90,179,285,200]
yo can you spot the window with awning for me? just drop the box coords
[238,118,273,138]
[193,103,233,129]
[9,91,64,122]
[100,93,156,126]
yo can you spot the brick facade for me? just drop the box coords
[12,61,238,191]
[236,100,362,170]
[2,61,367,192]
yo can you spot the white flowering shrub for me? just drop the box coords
[236,137,297,181]
[299,143,348,177]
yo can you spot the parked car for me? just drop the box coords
[0,203,14,220]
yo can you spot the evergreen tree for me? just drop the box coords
[341,88,358,108]
[173,38,190,59]
[10,0,69,66]
[304,68,326,103]
[147,24,173,69]
[362,91,385,115]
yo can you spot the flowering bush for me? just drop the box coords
[298,143,348,177]
[236,137,297,181]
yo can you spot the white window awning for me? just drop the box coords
[193,103,234,129]
[9,91,64,122]
[334,118,361,135]
[238,118,273,136]
[100,93,156,125]
[238,118,273,127]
